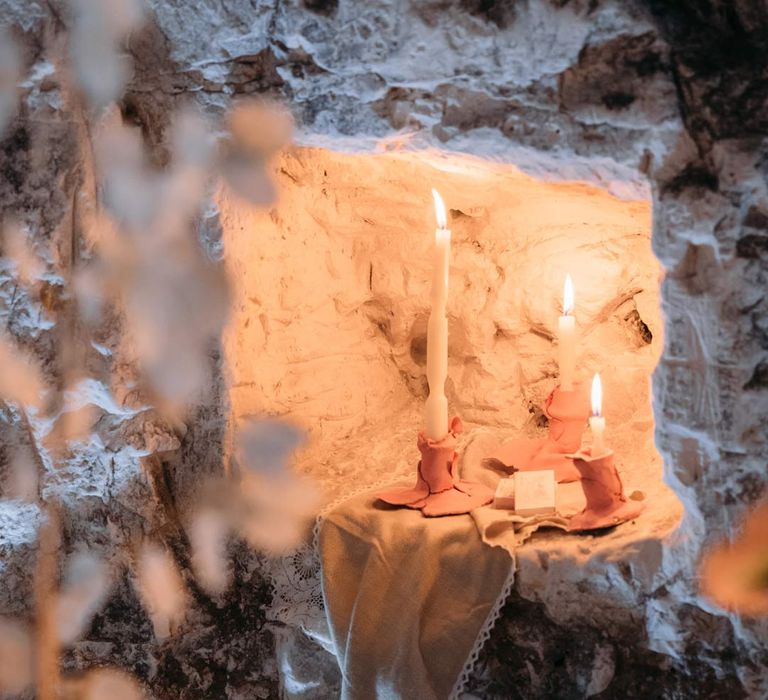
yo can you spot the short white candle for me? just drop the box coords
[589,373,606,456]
[558,273,576,391]
[424,189,450,440]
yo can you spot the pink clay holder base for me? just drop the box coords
[567,448,644,532]
[490,384,591,483]
[377,417,494,517]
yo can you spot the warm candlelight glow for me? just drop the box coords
[432,188,447,230]
[591,373,602,417]
[563,273,574,316]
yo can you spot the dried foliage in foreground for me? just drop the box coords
[701,501,768,617]
[0,2,316,696]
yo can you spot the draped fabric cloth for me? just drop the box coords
[268,425,649,700]
[319,490,512,700]
[316,430,592,699]
[311,430,645,699]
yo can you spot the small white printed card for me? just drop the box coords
[493,471,556,515]
[514,470,556,516]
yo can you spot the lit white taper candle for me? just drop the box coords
[425,189,450,440]
[558,273,576,391]
[589,373,606,456]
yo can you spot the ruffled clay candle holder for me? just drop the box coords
[567,448,643,531]
[490,384,591,483]
[377,417,494,517]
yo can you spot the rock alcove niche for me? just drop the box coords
[221,144,684,688]
[223,146,675,509]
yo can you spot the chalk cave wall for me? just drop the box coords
[220,149,661,496]
[1,0,768,698]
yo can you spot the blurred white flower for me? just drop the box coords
[221,418,320,555]
[73,264,107,324]
[2,221,44,286]
[170,109,213,186]
[236,472,321,555]
[96,120,158,229]
[226,100,294,159]
[221,100,293,205]
[0,618,32,695]
[134,542,187,639]
[237,417,305,475]
[221,155,277,205]
[0,28,20,133]
[189,508,231,596]
[0,334,45,408]
[69,0,145,107]
[6,445,38,501]
[56,552,111,645]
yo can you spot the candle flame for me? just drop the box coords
[563,273,574,316]
[591,373,602,417]
[432,188,447,229]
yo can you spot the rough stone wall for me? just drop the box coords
[217,142,674,636]
[1,0,767,698]
[645,1,768,692]
[220,148,659,452]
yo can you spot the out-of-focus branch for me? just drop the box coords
[34,505,61,700]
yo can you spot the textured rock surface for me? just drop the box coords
[1,0,767,698]
[221,147,665,506]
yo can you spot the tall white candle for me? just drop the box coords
[558,273,576,391]
[589,373,606,456]
[425,189,450,440]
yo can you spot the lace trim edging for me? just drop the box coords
[448,558,517,700]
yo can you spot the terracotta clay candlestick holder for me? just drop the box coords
[490,384,591,483]
[567,448,643,531]
[377,417,494,517]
